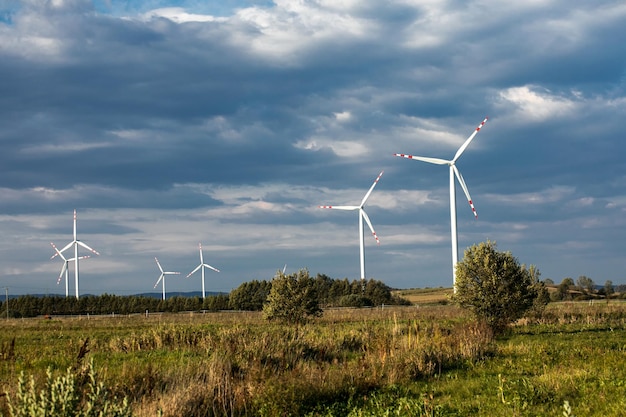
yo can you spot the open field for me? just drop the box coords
[393,287,452,305]
[1,302,626,416]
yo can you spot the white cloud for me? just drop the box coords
[142,7,225,23]
[497,85,579,121]
[294,137,369,157]
[485,186,576,206]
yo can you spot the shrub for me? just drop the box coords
[453,241,546,334]
[3,359,131,417]
[263,269,322,324]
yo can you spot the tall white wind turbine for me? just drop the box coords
[50,242,90,298]
[319,171,384,286]
[394,117,487,289]
[186,243,220,299]
[53,209,100,299]
[154,257,180,301]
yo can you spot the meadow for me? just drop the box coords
[1,299,625,416]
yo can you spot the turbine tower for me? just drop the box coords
[154,257,180,300]
[319,170,384,287]
[50,242,90,298]
[52,209,100,299]
[394,117,487,289]
[186,243,220,299]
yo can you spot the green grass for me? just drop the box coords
[1,303,626,416]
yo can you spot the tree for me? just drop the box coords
[229,280,271,310]
[576,275,595,293]
[604,280,614,298]
[453,241,546,334]
[262,269,322,324]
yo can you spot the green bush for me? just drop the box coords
[454,241,547,334]
[263,269,322,324]
[3,359,131,417]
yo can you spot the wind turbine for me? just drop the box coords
[50,242,90,298]
[154,257,180,300]
[186,243,220,299]
[52,209,100,299]
[319,170,384,287]
[394,117,488,289]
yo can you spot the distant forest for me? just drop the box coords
[1,275,410,318]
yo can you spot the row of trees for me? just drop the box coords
[1,272,408,318]
[546,276,626,301]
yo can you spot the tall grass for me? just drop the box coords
[2,302,626,415]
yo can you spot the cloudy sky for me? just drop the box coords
[1,0,625,296]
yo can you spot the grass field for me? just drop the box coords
[1,301,625,416]
[392,287,452,305]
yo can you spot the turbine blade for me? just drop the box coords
[155,257,164,273]
[75,255,91,261]
[77,241,100,255]
[57,262,68,284]
[165,272,180,275]
[154,273,164,288]
[394,154,449,165]
[198,243,204,263]
[453,165,478,219]
[452,117,488,162]
[186,264,202,278]
[361,209,380,245]
[318,205,359,210]
[57,241,74,255]
[360,170,384,207]
[204,263,220,273]
[50,242,67,261]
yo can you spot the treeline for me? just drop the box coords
[2,275,409,318]
[546,276,626,302]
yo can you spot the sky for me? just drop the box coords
[0,0,625,296]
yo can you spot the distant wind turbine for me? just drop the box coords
[50,242,90,298]
[319,170,384,287]
[154,257,180,301]
[394,117,487,289]
[186,243,220,299]
[52,209,100,299]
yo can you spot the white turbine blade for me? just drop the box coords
[360,209,380,245]
[186,264,202,278]
[155,257,164,273]
[452,165,478,219]
[57,262,68,285]
[73,209,77,240]
[57,241,74,255]
[154,273,164,288]
[68,255,91,261]
[360,170,384,207]
[452,117,488,162]
[203,263,220,273]
[319,205,359,210]
[394,154,449,165]
[50,242,67,261]
[282,264,287,274]
[164,271,180,275]
[77,241,100,255]
[198,243,204,263]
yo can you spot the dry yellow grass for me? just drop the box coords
[393,287,452,305]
